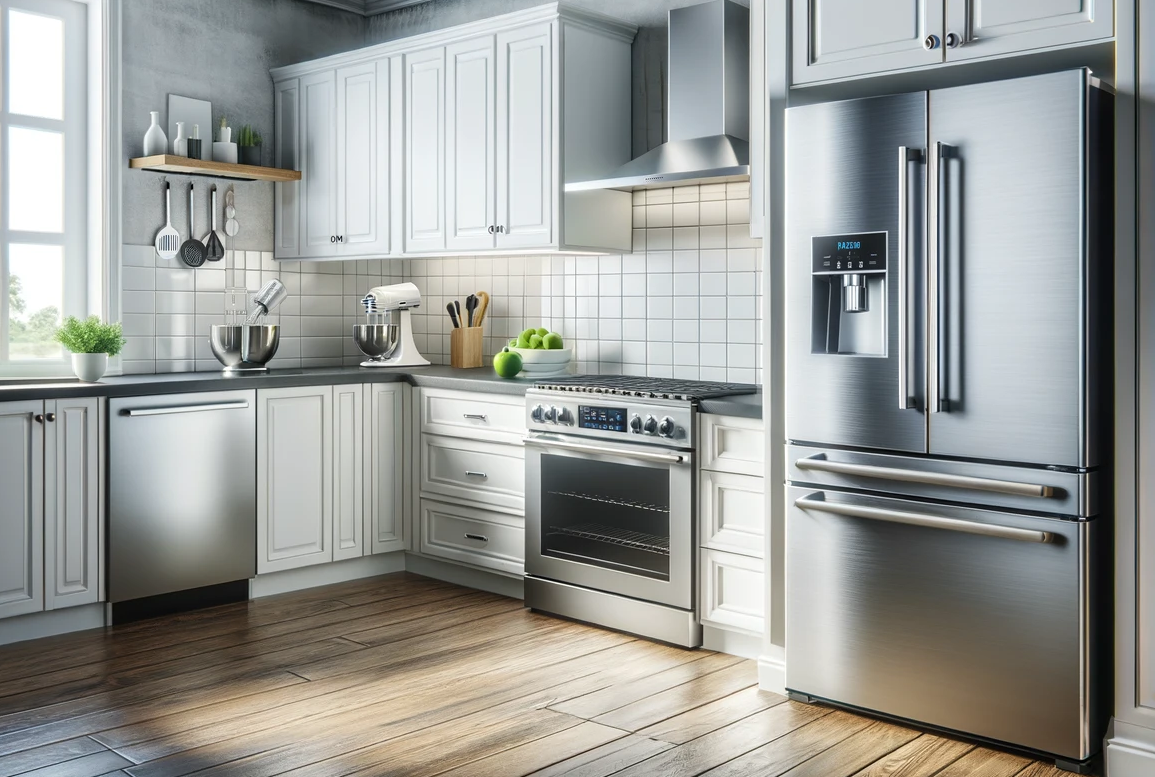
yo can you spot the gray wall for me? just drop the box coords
[121,0,365,250]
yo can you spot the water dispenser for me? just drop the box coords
[811,232,887,356]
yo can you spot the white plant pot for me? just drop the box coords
[71,353,108,383]
[213,141,238,164]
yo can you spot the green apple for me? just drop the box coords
[508,339,518,348]
[529,334,544,349]
[516,335,531,348]
[535,327,549,337]
[543,332,563,350]
[493,347,523,378]
[521,328,538,341]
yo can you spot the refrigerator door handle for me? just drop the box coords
[794,494,1054,544]
[897,146,923,410]
[928,141,944,414]
[795,455,1056,498]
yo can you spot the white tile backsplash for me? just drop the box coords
[121,182,762,382]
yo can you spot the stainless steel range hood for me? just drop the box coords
[566,0,749,193]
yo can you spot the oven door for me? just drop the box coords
[524,432,694,610]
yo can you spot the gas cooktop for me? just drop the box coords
[533,375,758,402]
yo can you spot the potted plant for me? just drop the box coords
[54,316,125,382]
[238,124,262,166]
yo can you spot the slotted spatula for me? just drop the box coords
[154,181,180,261]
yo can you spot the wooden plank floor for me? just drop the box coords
[0,573,1081,777]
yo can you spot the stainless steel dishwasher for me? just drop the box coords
[109,391,256,610]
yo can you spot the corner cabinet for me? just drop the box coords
[0,398,101,620]
[272,4,637,260]
[792,0,1113,85]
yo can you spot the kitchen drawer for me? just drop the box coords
[700,548,764,635]
[419,498,524,576]
[700,414,764,476]
[421,434,525,514]
[420,388,525,443]
[700,470,764,558]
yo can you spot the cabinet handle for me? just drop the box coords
[330,235,336,243]
[465,470,488,479]
[45,413,56,423]
[497,225,506,234]
[464,533,489,543]
[488,225,495,234]
[34,413,44,423]
[945,31,962,48]
[337,235,344,243]
[923,34,940,50]
[463,413,488,421]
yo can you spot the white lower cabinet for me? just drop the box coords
[421,434,524,514]
[333,385,365,562]
[700,548,765,635]
[0,397,101,620]
[700,470,765,558]
[365,383,405,554]
[419,498,524,576]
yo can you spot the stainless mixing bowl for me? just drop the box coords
[353,323,400,362]
[210,325,280,371]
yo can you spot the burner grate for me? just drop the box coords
[534,375,758,401]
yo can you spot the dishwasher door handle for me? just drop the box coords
[795,455,1054,499]
[121,400,251,417]
[794,495,1053,544]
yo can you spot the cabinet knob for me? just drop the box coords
[45,413,56,423]
[34,413,44,424]
[923,34,941,50]
[330,235,336,243]
[336,235,344,243]
[488,225,495,234]
[945,31,962,48]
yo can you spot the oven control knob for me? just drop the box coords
[557,407,573,426]
[629,414,642,433]
[546,406,559,424]
[643,415,658,435]
[531,404,546,423]
[658,417,676,438]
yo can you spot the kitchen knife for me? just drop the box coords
[465,294,477,327]
[446,302,460,328]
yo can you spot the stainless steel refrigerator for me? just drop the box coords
[784,69,1111,772]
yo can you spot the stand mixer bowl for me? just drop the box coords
[353,323,400,362]
[210,325,280,371]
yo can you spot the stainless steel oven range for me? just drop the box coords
[523,376,757,648]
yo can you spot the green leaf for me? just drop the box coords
[53,316,126,356]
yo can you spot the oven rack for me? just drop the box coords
[547,522,670,555]
[548,491,669,514]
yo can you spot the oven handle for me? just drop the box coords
[523,435,686,464]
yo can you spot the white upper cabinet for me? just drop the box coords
[793,0,1112,85]
[272,5,636,258]
[445,36,497,252]
[945,0,1112,61]
[792,0,945,84]
[0,402,44,620]
[405,46,447,254]
[496,23,554,250]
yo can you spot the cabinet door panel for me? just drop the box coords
[365,384,405,554]
[44,398,99,610]
[337,62,390,256]
[333,385,364,562]
[258,388,333,573]
[446,36,497,252]
[274,78,301,259]
[946,0,1112,61]
[0,402,43,619]
[496,24,553,249]
[405,48,447,253]
[792,0,944,84]
[301,71,338,257]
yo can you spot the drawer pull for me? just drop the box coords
[465,470,488,479]
[464,533,489,543]
[463,413,488,421]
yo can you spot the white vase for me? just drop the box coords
[143,111,167,156]
[213,141,238,164]
[219,125,232,144]
[71,353,108,383]
[172,121,187,156]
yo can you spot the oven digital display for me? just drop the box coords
[580,406,627,432]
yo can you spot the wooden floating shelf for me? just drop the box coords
[128,155,302,183]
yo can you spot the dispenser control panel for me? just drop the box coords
[812,232,887,275]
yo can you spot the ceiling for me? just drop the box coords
[305,0,432,16]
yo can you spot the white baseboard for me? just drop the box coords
[0,604,106,647]
[250,553,405,598]
[703,625,762,659]
[1106,720,1155,776]
[404,553,524,599]
[758,646,786,696]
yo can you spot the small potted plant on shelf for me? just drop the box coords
[238,125,262,166]
[54,316,125,382]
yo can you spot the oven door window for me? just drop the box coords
[539,453,670,581]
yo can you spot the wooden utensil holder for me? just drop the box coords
[450,327,484,368]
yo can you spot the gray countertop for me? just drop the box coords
[0,366,763,418]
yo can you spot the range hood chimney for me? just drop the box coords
[566,0,750,193]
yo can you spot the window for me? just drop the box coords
[1,0,87,370]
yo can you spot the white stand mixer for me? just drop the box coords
[354,282,431,368]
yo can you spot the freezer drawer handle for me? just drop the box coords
[795,495,1053,544]
[121,401,250,417]
[795,456,1054,499]
[524,435,685,464]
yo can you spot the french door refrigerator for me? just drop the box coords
[784,69,1111,772]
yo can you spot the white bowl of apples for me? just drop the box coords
[509,327,572,375]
